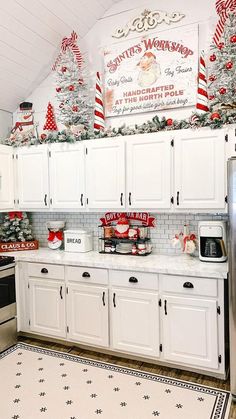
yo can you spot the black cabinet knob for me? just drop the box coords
[183,281,194,289]
[41,268,48,274]
[82,272,90,278]
[129,276,138,283]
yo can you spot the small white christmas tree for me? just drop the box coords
[0,212,34,242]
[208,12,236,111]
[54,38,93,130]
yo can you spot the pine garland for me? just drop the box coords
[2,109,236,147]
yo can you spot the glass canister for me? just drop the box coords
[47,220,65,250]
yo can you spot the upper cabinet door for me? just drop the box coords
[50,143,85,209]
[174,130,225,209]
[86,138,125,209]
[17,145,49,209]
[0,145,14,211]
[126,133,171,209]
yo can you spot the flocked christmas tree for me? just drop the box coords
[208,12,236,111]
[43,102,58,131]
[54,36,93,130]
[0,212,34,242]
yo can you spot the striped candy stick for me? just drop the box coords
[94,72,105,131]
[196,51,209,113]
[213,0,236,46]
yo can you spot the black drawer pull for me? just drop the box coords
[129,277,138,283]
[183,281,194,289]
[82,272,90,278]
[41,268,48,274]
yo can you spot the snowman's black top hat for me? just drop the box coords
[19,102,33,111]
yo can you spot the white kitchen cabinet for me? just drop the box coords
[28,278,66,338]
[86,138,125,209]
[126,133,171,209]
[49,143,85,209]
[17,145,49,209]
[0,145,14,210]
[162,295,219,369]
[67,283,109,347]
[174,129,225,209]
[111,288,160,357]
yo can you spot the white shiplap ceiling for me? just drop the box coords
[0,0,120,112]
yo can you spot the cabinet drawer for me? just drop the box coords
[28,263,64,280]
[110,270,158,291]
[160,274,217,297]
[66,266,108,285]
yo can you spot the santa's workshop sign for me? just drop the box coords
[104,25,198,116]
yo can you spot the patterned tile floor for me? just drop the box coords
[18,336,236,419]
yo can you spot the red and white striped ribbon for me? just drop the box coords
[213,0,236,45]
[52,31,83,71]
[196,51,209,113]
[94,72,105,131]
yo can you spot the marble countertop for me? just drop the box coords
[6,248,228,279]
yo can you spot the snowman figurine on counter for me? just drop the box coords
[47,221,65,250]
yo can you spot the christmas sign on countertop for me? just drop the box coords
[0,212,38,252]
[104,25,198,117]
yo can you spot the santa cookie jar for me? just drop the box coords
[114,214,129,238]
[47,220,65,250]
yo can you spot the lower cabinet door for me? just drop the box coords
[162,295,219,369]
[67,283,109,347]
[111,288,160,357]
[29,278,66,338]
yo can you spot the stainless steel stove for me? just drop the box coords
[0,255,17,352]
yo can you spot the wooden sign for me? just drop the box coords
[104,25,198,116]
[0,240,39,252]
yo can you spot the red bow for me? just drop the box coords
[9,211,23,220]
[213,0,236,45]
[52,31,83,71]
[48,231,63,242]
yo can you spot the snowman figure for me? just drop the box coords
[47,221,65,250]
[114,214,130,238]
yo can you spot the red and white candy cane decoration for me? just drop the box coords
[52,31,83,71]
[196,51,209,113]
[94,72,105,131]
[213,0,236,45]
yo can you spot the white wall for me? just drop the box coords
[0,110,12,139]
[13,0,218,132]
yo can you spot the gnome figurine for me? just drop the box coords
[114,214,129,238]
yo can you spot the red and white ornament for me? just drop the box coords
[72,105,78,112]
[114,214,129,238]
[218,42,224,50]
[209,74,217,82]
[56,87,61,92]
[190,114,199,123]
[61,66,67,73]
[219,87,227,95]
[68,85,75,91]
[211,112,221,120]
[225,61,233,70]
[209,54,217,62]
[230,34,236,43]
[166,118,173,126]
[40,133,47,141]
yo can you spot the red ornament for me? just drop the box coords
[72,105,78,112]
[209,54,216,62]
[225,61,233,70]
[68,85,75,91]
[218,42,224,50]
[211,112,221,120]
[40,133,47,140]
[61,66,67,73]
[166,118,173,126]
[209,74,216,82]
[56,87,61,92]
[209,95,215,100]
[78,78,84,85]
[230,35,236,43]
[219,87,227,95]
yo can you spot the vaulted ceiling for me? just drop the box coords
[0,0,120,113]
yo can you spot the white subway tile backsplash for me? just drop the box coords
[22,212,227,255]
